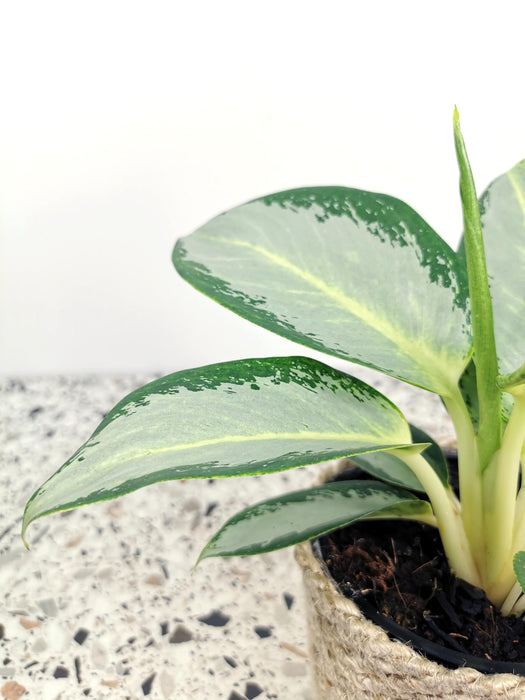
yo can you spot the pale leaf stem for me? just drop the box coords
[397,451,480,587]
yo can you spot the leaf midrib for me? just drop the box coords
[84,429,406,466]
[27,431,410,517]
[206,236,459,391]
[507,170,525,221]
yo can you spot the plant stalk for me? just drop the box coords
[483,395,525,604]
[513,450,525,548]
[510,595,525,617]
[442,390,484,575]
[398,451,481,587]
[501,581,523,617]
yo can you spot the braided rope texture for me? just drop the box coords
[294,463,525,699]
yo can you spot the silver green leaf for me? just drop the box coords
[198,480,434,561]
[460,160,525,376]
[348,452,423,492]
[174,187,471,395]
[514,550,525,593]
[23,356,416,543]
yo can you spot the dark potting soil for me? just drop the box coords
[318,464,525,664]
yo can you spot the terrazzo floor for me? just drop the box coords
[0,371,453,699]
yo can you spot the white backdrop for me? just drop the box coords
[1,1,524,374]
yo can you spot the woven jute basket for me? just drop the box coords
[294,462,525,699]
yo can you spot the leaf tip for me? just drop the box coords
[386,442,431,457]
[21,521,30,551]
[453,107,462,142]
[192,546,211,573]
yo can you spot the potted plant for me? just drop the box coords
[22,110,525,697]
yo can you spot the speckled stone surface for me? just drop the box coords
[0,372,454,699]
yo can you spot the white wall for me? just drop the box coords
[1,0,524,374]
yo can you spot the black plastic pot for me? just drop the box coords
[321,459,525,677]
[354,592,525,675]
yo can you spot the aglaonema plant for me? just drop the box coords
[22,110,525,617]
